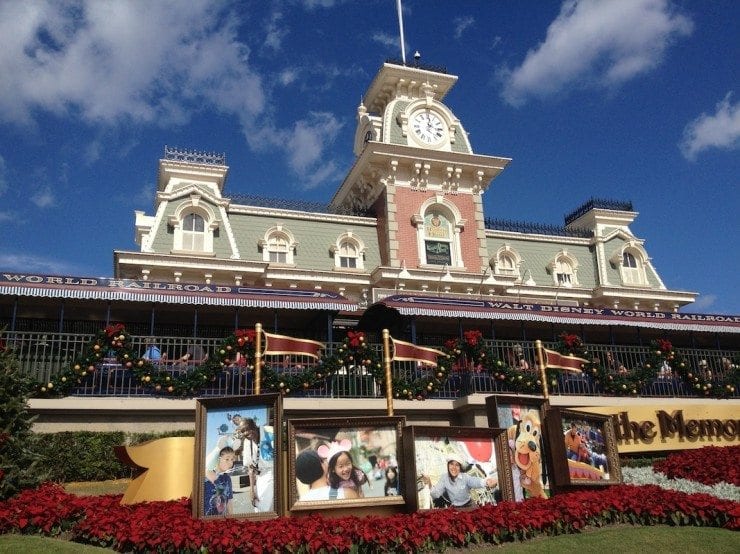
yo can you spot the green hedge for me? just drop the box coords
[30,430,194,482]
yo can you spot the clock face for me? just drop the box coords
[411,111,445,144]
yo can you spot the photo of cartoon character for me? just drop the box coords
[507,409,547,500]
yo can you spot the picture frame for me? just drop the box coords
[401,425,513,512]
[485,394,553,501]
[544,407,622,491]
[287,416,406,512]
[193,393,282,520]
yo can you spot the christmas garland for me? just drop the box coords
[31,326,737,400]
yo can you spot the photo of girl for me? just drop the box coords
[319,439,370,498]
[407,426,509,511]
[288,417,405,511]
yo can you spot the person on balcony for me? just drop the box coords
[143,339,166,365]
[178,344,208,366]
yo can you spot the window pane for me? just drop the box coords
[623,252,637,268]
[425,241,451,265]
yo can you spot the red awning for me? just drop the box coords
[0,273,357,312]
[373,294,740,334]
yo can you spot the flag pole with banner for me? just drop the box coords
[382,330,446,415]
[253,324,325,395]
[382,329,393,416]
[254,323,263,395]
[536,339,590,398]
[535,339,549,399]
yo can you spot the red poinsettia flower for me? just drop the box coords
[656,339,673,353]
[104,323,125,337]
[560,333,581,349]
[346,330,365,348]
[234,329,256,341]
[463,330,482,347]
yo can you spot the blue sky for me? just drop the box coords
[0,0,737,314]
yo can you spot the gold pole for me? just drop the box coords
[254,323,262,395]
[535,339,549,399]
[382,329,394,416]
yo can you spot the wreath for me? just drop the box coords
[443,330,555,395]
[647,340,737,399]
[33,326,454,400]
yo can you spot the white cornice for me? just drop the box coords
[485,229,592,246]
[228,205,377,226]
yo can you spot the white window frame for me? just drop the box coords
[548,250,579,287]
[331,232,365,270]
[492,245,522,278]
[170,198,219,254]
[610,243,649,286]
[259,225,297,265]
[413,196,465,268]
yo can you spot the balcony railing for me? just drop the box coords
[4,331,737,399]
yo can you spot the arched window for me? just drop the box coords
[620,249,647,285]
[423,211,453,266]
[267,235,289,263]
[170,200,219,254]
[260,226,297,265]
[555,259,573,286]
[548,251,579,287]
[182,213,205,251]
[413,197,464,268]
[331,232,365,270]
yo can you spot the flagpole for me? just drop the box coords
[254,323,263,395]
[396,0,406,65]
[382,328,394,416]
[535,339,549,399]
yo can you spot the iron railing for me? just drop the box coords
[4,331,737,399]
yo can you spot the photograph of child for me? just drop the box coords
[203,404,275,515]
[414,434,499,510]
[293,425,399,503]
[562,418,609,480]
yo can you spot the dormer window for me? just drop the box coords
[610,243,649,287]
[182,213,205,251]
[548,251,579,287]
[260,225,297,265]
[170,200,218,255]
[332,232,365,270]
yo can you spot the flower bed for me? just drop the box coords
[653,445,740,487]
[0,482,737,552]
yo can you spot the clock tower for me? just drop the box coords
[333,62,511,299]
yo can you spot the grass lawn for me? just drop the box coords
[2,525,738,553]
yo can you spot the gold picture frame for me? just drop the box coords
[287,416,406,513]
[401,425,513,512]
[545,407,623,492]
[485,394,553,501]
[193,393,282,519]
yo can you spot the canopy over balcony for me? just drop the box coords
[362,294,740,335]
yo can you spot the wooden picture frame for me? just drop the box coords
[485,394,553,501]
[287,416,406,513]
[401,425,513,512]
[193,394,282,519]
[545,407,622,491]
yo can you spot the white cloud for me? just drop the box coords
[0,253,81,274]
[688,294,717,312]
[264,10,287,52]
[279,68,299,86]
[285,112,342,173]
[680,92,740,161]
[0,1,265,126]
[372,32,399,50]
[31,187,55,208]
[500,0,693,106]
[0,1,348,188]
[454,16,474,40]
